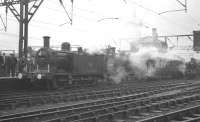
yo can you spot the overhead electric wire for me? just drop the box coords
[97,17,119,22]
[48,0,121,23]
[48,1,97,15]
[49,0,196,32]
[59,0,72,25]
[159,0,187,15]
[186,14,200,27]
[0,31,42,41]
[1,14,59,27]
[0,13,87,33]
[71,0,74,25]
[127,0,191,32]
[0,14,6,31]
[1,0,197,38]
[43,6,97,23]
[176,0,187,8]
[158,9,186,15]
[5,5,7,31]
[0,1,181,37]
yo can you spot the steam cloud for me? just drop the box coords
[108,37,187,84]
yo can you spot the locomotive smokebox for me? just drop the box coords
[43,36,50,48]
[61,42,71,51]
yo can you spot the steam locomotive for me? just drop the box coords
[18,36,107,89]
[17,36,200,89]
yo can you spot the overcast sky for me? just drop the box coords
[0,0,200,51]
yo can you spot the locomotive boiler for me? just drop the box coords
[18,36,107,89]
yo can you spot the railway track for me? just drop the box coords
[138,105,200,122]
[46,86,200,122]
[0,83,110,99]
[0,80,182,99]
[0,83,135,110]
[0,82,200,122]
[1,79,191,98]
[0,80,189,110]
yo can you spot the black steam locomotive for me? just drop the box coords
[17,36,200,89]
[18,36,107,89]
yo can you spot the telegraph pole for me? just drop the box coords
[0,0,44,58]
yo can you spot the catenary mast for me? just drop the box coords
[0,0,44,58]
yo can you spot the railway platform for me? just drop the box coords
[0,77,17,80]
[0,77,31,92]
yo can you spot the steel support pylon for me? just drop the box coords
[0,0,44,58]
[19,0,29,58]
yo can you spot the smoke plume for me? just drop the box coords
[108,36,187,83]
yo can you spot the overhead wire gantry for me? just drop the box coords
[159,0,187,15]
[0,0,44,58]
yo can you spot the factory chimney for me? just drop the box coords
[43,36,50,48]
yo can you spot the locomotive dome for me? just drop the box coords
[61,42,71,51]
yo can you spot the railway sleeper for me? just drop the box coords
[41,92,200,122]
[111,95,199,121]
[0,83,197,111]
[0,84,199,121]
[138,106,200,122]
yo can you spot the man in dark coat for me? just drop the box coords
[0,52,3,76]
[1,53,7,76]
[9,54,17,77]
[0,52,2,63]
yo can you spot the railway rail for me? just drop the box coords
[47,86,200,122]
[138,105,200,122]
[0,81,200,122]
[0,83,109,99]
[0,80,184,99]
[0,80,190,110]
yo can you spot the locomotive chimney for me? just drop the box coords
[43,36,50,48]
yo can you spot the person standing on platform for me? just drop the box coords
[9,54,17,77]
[20,56,27,72]
[0,52,3,76]
[2,53,7,76]
[7,54,11,77]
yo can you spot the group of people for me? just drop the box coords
[0,52,17,77]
